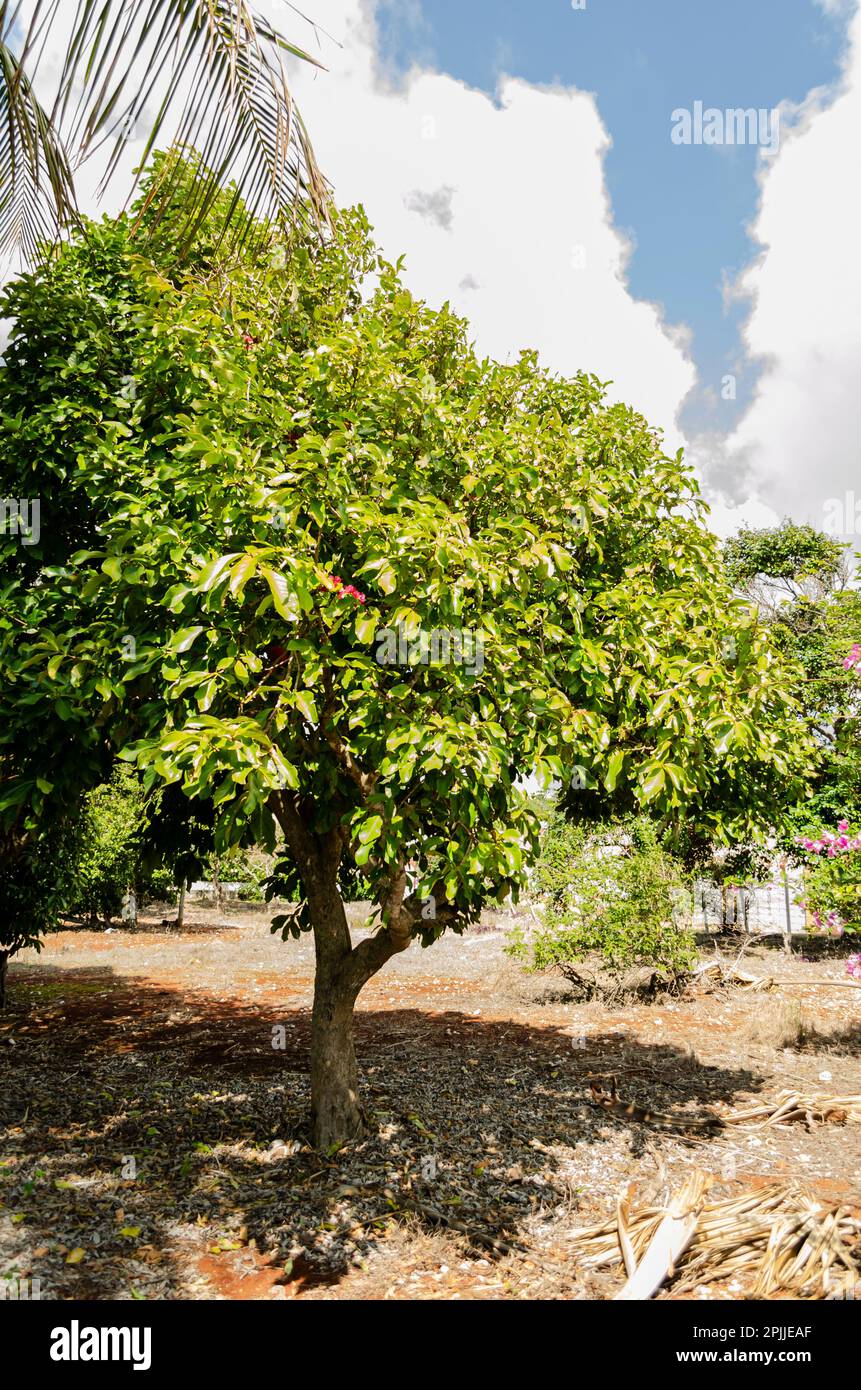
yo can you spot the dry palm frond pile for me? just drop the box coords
[569,1174,861,1299]
[723,1090,861,1129]
[687,960,861,995]
[688,962,776,994]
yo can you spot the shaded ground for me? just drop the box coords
[1,905,860,1300]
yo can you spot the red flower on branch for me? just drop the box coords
[321,573,366,604]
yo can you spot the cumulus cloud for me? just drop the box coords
[275,0,696,453]
[717,0,861,541]
[26,0,861,550]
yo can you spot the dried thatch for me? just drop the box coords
[723,1089,861,1129]
[569,1174,861,1299]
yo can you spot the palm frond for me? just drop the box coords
[2,0,330,262]
[0,25,78,262]
[56,0,331,239]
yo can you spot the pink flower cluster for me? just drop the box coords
[847,953,861,981]
[798,822,861,857]
[322,574,366,605]
[805,906,844,937]
[843,643,861,671]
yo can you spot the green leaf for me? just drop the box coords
[197,554,239,592]
[355,612,378,644]
[376,562,397,595]
[168,626,205,654]
[262,566,300,622]
[101,556,124,581]
[294,691,318,723]
[229,554,258,599]
[640,767,666,801]
[604,750,625,792]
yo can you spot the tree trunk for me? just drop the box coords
[0,950,8,1008]
[781,864,794,957]
[310,960,362,1150]
[212,857,224,912]
[266,792,415,1151]
[176,880,186,931]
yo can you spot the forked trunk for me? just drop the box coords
[266,793,413,1151]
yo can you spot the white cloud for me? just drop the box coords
[274,0,696,453]
[34,0,861,551]
[704,498,782,542]
[719,0,861,541]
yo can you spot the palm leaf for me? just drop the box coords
[0,12,78,261]
[1,0,330,261]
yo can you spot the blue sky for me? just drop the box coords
[374,0,851,441]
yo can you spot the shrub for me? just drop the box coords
[797,821,861,934]
[513,813,696,977]
[0,816,81,1004]
[68,765,147,924]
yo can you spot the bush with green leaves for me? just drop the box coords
[515,813,697,978]
[0,815,81,1005]
[68,765,147,924]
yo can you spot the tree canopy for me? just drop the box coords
[724,521,861,837]
[0,167,817,1140]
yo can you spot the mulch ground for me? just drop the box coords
[1,906,860,1300]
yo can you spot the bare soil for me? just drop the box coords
[1,904,859,1301]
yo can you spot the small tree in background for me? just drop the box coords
[724,522,861,837]
[68,765,147,925]
[136,782,217,922]
[512,812,696,986]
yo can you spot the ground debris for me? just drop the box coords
[569,1174,861,1299]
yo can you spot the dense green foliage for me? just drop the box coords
[724,522,861,842]
[514,812,696,976]
[0,816,80,969]
[67,765,146,924]
[0,177,816,934]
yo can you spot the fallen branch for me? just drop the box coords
[687,961,861,994]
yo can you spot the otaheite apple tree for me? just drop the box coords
[0,178,814,1144]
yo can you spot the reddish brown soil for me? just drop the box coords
[1,905,859,1300]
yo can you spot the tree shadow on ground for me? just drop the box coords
[796,1021,861,1057]
[56,916,245,937]
[1,964,770,1300]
